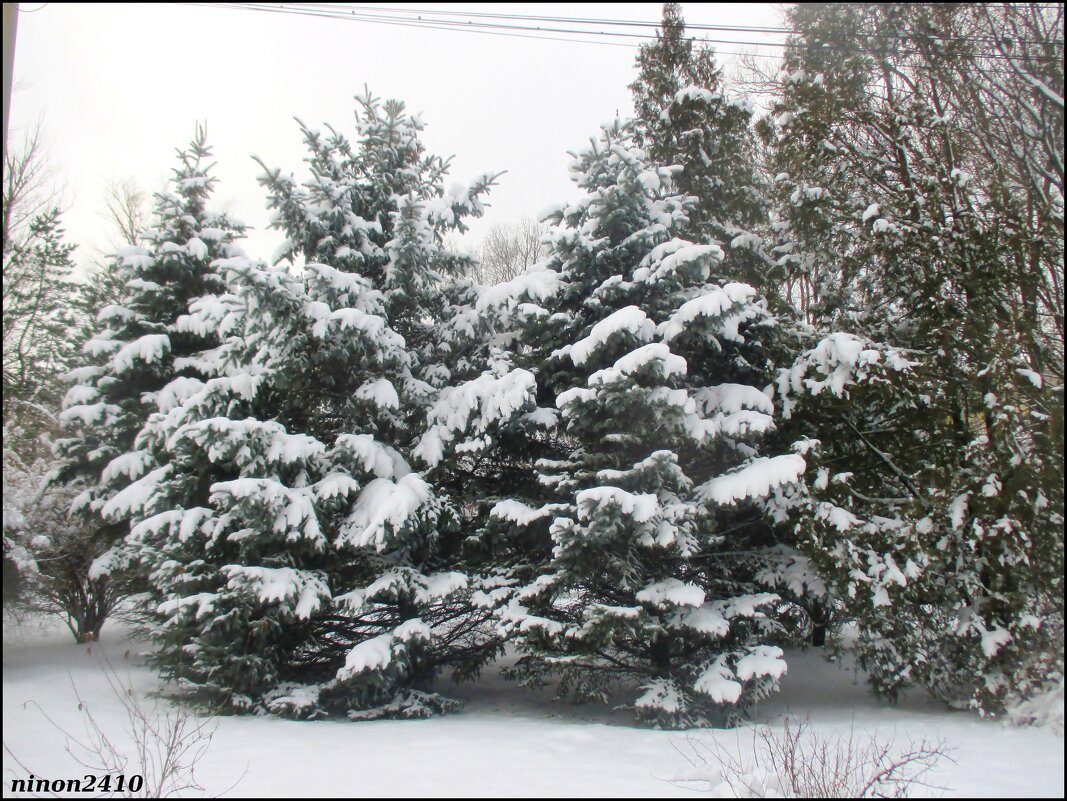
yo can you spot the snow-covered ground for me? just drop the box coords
[3,620,1062,798]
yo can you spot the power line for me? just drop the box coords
[220,3,1066,47]
[329,4,794,34]
[308,3,1064,47]
[197,3,793,49]
[194,3,645,48]
[190,3,1064,61]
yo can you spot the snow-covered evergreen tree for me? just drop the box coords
[3,206,82,612]
[764,3,1064,715]
[630,3,774,292]
[3,209,81,423]
[119,93,502,717]
[122,256,409,712]
[464,121,808,728]
[51,129,244,640]
[57,127,243,523]
[261,92,502,717]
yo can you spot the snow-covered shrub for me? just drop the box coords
[1008,674,1064,735]
[4,415,126,643]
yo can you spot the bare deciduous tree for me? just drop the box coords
[78,177,150,327]
[2,123,76,406]
[101,178,149,250]
[473,216,547,285]
[2,122,63,250]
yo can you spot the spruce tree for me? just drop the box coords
[52,129,243,642]
[467,121,808,728]
[57,128,243,523]
[630,3,773,291]
[121,93,501,717]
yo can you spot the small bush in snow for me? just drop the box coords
[671,715,952,798]
[3,651,243,798]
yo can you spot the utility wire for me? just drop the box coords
[198,2,792,48]
[321,4,794,34]
[220,2,1065,47]
[313,3,1063,46]
[190,3,1065,61]
[196,2,646,48]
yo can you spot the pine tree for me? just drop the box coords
[124,256,406,712]
[260,91,502,717]
[465,121,808,728]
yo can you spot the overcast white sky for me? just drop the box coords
[8,2,788,269]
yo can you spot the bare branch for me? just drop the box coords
[474,216,549,285]
[668,715,954,797]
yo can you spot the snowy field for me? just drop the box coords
[3,620,1063,798]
